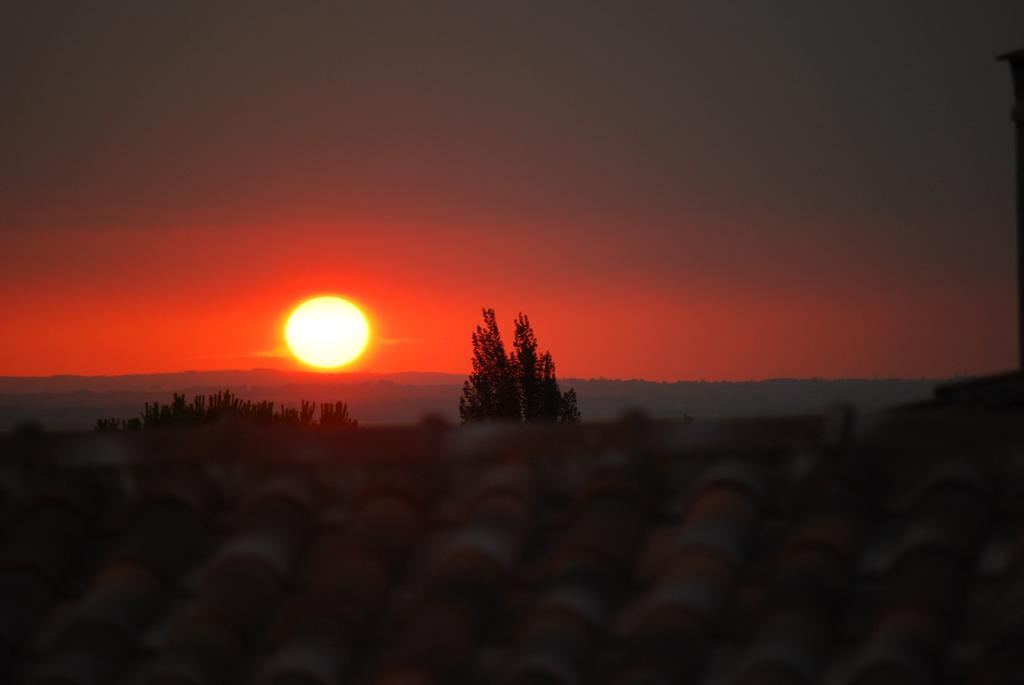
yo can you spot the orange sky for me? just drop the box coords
[1,209,1015,380]
[2,4,1022,380]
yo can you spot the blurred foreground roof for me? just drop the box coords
[1,410,1024,684]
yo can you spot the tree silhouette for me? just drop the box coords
[512,313,541,419]
[460,308,581,423]
[95,390,357,430]
[560,387,581,423]
[460,309,521,421]
[537,351,562,420]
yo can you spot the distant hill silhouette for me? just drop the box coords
[0,369,944,431]
[0,369,461,394]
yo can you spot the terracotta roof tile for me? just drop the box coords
[2,416,1024,683]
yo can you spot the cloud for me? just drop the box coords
[252,347,291,359]
[377,337,434,346]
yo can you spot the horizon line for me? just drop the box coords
[0,367,966,385]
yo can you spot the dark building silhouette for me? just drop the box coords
[917,50,1024,411]
[1000,49,1024,368]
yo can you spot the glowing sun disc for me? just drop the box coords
[285,296,370,369]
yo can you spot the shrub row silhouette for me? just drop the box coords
[95,389,357,430]
[460,309,580,423]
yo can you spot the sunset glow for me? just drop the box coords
[285,296,370,369]
[1,4,1019,382]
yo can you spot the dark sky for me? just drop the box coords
[2,2,1023,379]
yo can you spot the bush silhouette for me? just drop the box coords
[460,308,581,423]
[95,389,357,430]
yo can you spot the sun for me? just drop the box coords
[285,296,370,369]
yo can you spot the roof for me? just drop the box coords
[1,413,1024,684]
